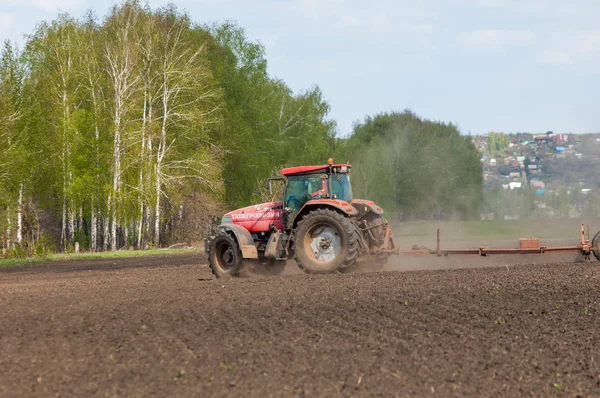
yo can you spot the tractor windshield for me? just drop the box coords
[331,173,352,202]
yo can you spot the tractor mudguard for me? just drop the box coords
[351,199,384,215]
[302,199,358,216]
[215,223,258,259]
[290,199,359,229]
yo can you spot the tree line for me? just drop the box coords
[336,111,483,220]
[0,2,484,257]
[0,1,336,255]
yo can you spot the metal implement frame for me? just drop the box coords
[402,223,593,259]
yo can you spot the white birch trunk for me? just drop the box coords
[103,195,110,252]
[78,206,83,232]
[6,206,11,250]
[68,203,75,244]
[61,175,67,250]
[16,184,23,246]
[111,107,121,251]
[154,168,161,247]
[144,203,151,250]
[90,200,97,252]
[137,86,148,250]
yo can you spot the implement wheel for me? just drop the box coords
[292,208,359,274]
[592,230,600,261]
[208,232,244,278]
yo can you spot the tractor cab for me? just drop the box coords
[280,161,353,228]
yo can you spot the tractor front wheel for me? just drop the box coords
[292,208,359,274]
[208,232,245,278]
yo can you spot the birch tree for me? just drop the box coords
[152,8,221,246]
[103,3,141,250]
[0,41,23,249]
[76,15,106,251]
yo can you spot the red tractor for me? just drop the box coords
[205,160,398,277]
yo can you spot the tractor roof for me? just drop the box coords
[281,164,351,176]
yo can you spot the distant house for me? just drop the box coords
[553,133,567,143]
[509,172,520,179]
[489,158,497,166]
[556,146,566,154]
[582,188,592,194]
[535,135,549,142]
[530,180,545,189]
[516,156,526,162]
[509,182,522,190]
[528,164,538,170]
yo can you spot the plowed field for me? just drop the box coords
[1,253,599,397]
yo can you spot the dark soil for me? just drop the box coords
[1,254,600,397]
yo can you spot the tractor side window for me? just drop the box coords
[285,175,323,211]
[285,177,307,212]
[331,174,352,202]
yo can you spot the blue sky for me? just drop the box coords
[1,0,600,136]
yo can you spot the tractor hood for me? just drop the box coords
[222,201,284,233]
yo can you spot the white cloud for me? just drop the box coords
[461,29,536,50]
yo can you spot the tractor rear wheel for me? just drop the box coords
[208,232,245,278]
[292,208,359,274]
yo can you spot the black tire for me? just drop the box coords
[208,232,244,278]
[592,230,600,261]
[292,208,360,274]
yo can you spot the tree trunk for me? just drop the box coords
[5,206,11,251]
[111,107,121,251]
[68,202,75,245]
[123,224,129,250]
[103,194,111,252]
[144,200,151,250]
[154,168,161,247]
[61,176,67,251]
[137,204,144,249]
[90,200,97,252]
[16,184,23,246]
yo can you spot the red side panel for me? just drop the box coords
[226,201,284,232]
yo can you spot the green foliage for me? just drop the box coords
[340,111,483,220]
[202,22,336,208]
